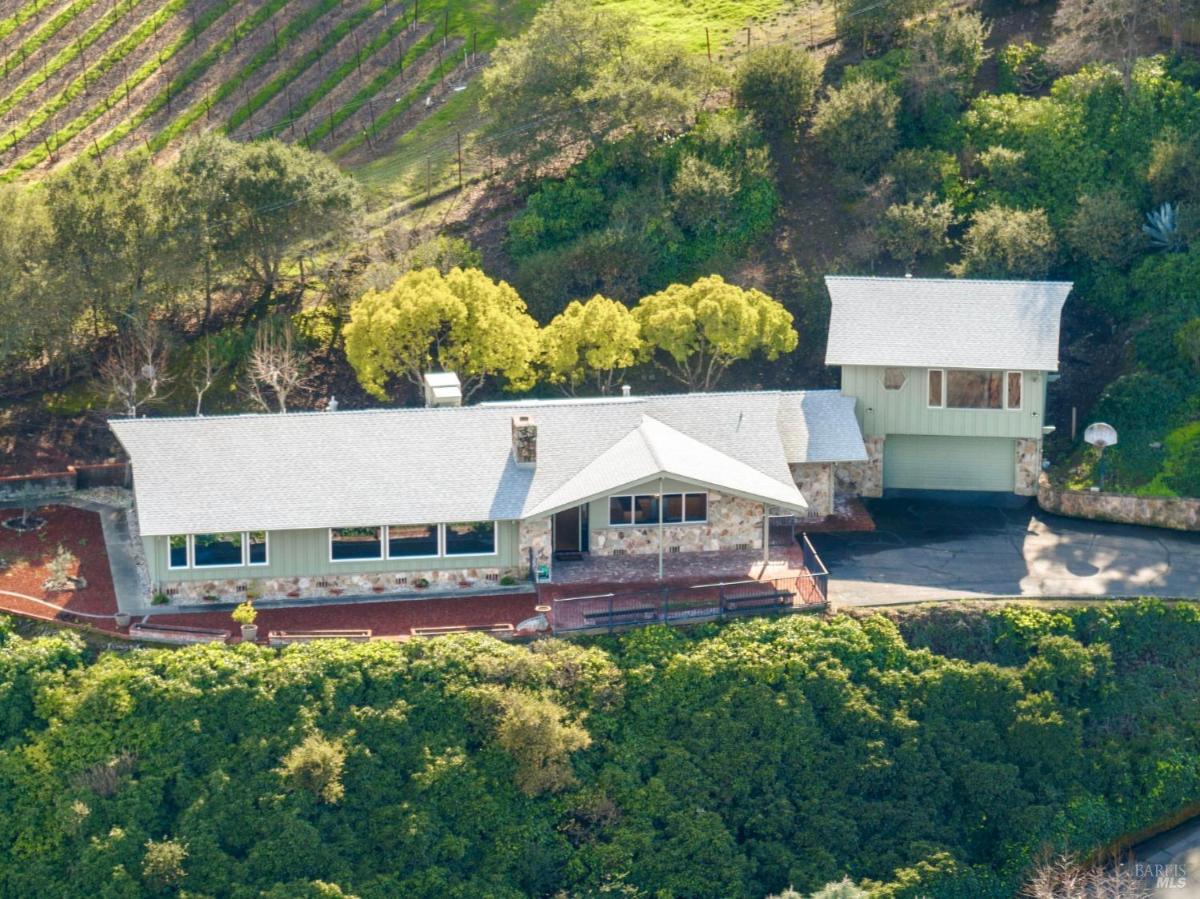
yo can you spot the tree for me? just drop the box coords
[188,334,231,416]
[98,316,172,418]
[142,839,188,891]
[902,12,990,133]
[1146,130,1200,206]
[540,295,641,395]
[1049,0,1165,87]
[278,734,346,805]
[246,322,312,413]
[633,275,798,391]
[1065,189,1143,267]
[836,0,940,52]
[483,687,591,797]
[1021,853,1150,898]
[1175,318,1200,373]
[0,186,68,374]
[877,195,956,269]
[812,80,900,177]
[481,0,707,164]
[733,46,824,138]
[952,205,1058,277]
[343,267,540,400]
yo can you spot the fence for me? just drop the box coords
[551,570,828,634]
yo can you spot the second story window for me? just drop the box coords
[928,369,1023,410]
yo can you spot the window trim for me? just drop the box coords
[385,523,442,561]
[442,521,499,558]
[606,491,709,527]
[167,531,270,570]
[927,368,945,408]
[167,535,190,570]
[246,531,269,567]
[1005,370,1022,411]
[329,526,385,563]
[191,532,249,569]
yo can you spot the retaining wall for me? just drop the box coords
[1037,473,1200,532]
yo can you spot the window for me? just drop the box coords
[947,370,1003,409]
[247,531,268,566]
[168,535,189,569]
[388,524,439,558]
[330,527,383,561]
[883,367,907,390]
[192,532,244,568]
[1006,371,1022,410]
[609,496,633,526]
[928,369,944,407]
[444,522,496,556]
[608,492,707,526]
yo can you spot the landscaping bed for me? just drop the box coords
[0,504,118,626]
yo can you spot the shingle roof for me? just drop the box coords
[110,390,864,536]
[824,276,1071,371]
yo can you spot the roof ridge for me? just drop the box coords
[825,274,1074,287]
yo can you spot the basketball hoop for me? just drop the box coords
[1084,422,1118,490]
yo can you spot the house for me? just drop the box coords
[109,388,866,602]
[825,275,1072,496]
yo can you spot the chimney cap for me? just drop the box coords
[621,384,631,398]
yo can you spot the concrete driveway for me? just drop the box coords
[810,498,1200,606]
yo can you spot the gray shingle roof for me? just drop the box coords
[110,390,864,536]
[824,276,1072,371]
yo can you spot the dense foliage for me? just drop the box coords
[3,602,1200,897]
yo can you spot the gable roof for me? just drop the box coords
[824,276,1072,371]
[110,390,864,536]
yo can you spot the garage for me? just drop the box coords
[883,435,1016,493]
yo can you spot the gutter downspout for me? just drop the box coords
[762,506,770,565]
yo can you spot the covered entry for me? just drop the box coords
[883,435,1016,493]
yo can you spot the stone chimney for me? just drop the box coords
[512,414,537,468]
[423,371,462,407]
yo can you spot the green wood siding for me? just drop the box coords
[147,521,521,584]
[883,435,1016,492]
[840,365,1045,439]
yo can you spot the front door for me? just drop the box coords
[554,506,581,554]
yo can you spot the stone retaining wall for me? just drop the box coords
[1038,473,1200,532]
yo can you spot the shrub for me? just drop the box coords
[1147,130,1200,206]
[812,80,900,177]
[231,601,257,627]
[1162,422,1200,497]
[997,41,1054,93]
[733,45,824,137]
[45,544,77,591]
[976,145,1031,199]
[485,688,591,796]
[952,205,1058,277]
[151,592,170,606]
[278,734,346,804]
[1176,318,1200,372]
[142,838,188,891]
[885,148,961,202]
[878,195,956,268]
[1065,188,1144,267]
[291,304,340,350]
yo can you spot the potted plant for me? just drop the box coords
[114,612,131,628]
[232,601,258,643]
[413,577,430,590]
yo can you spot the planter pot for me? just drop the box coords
[114,612,131,628]
[372,585,386,593]
[241,624,259,643]
[286,591,301,598]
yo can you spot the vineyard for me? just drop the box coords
[0,0,815,194]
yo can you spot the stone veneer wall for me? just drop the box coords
[834,436,884,498]
[519,517,553,575]
[589,492,764,555]
[790,463,834,518]
[1015,438,1041,497]
[1038,473,1200,532]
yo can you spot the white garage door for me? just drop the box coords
[883,435,1017,493]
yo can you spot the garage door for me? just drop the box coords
[883,435,1016,492]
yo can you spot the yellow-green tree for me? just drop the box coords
[633,275,798,391]
[540,295,641,395]
[343,267,539,400]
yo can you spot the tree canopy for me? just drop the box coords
[633,275,798,391]
[540,294,642,394]
[343,267,540,399]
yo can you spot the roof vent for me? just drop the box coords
[512,414,537,468]
[621,384,631,398]
[423,372,462,407]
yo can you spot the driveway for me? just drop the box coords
[810,498,1200,606]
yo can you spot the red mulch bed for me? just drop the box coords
[146,591,541,641]
[0,505,119,629]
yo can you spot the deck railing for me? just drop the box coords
[550,565,828,634]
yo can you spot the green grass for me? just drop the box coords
[88,0,293,157]
[0,0,100,89]
[594,0,791,49]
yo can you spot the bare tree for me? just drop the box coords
[246,324,311,413]
[1022,853,1151,899]
[99,318,171,418]
[190,336,225,416]
[1048,0,1164,88]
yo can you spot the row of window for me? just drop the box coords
[169,532,268,570]
[928,369,1022,411]
[330,522,496,562]
[608,492,708,527]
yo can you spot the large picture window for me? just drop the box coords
[928,369,1022,410]
[388,524,439,558]
[330,527,383,561]
[192,532,245,568]
[609,491,707,526]
[444,522,496,556]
